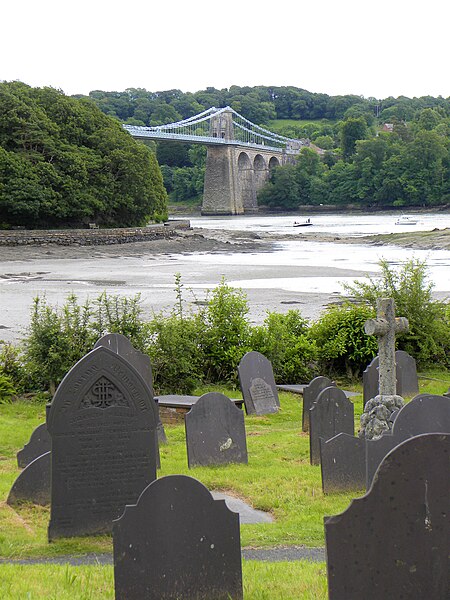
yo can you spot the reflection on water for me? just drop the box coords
[185,213,450,294]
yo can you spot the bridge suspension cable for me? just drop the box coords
[123,106,308,153]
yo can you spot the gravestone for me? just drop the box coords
[366,393,450,488]
[185,392,248,468]
[360,299,408,439]
[113,475,243,600]
[47,346,157,540]
[320,434,366,494]
[94,333,167,445]
[302,376,335,432]
[325,433,450,599]
[309,387,354,465]
[363,350,419,406]
[7,451,51,506]
[17,422,51,468]
[238,351,279,415]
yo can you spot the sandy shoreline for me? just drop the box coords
[0,225,449,345]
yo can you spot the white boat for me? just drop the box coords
[395,216,418,225]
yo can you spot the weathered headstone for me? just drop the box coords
[325,433,450,599]
[360,298,408,439]
[7,451,51,506]
[302,376,335,432]
[320,433,366,494]
[366,393,450,488]
[363,350,419,406]
[47,346,157,540]
[17,422,51,468]
[309,387,354,465]
[113,475,243,600]
[185,392,248,468]
[238,351,279,415]
[94,333,167,445]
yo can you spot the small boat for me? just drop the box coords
[293,219,313,227]
[395,216,418,225]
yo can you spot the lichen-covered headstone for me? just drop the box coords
[113,475,243,600]
[238,351,279,415]
[325,433,450,599]
[47,346,157,540]
[363,350,419,407]
[185,392,247,468]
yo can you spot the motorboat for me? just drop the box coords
[395,215,418,225]
[293,219,313,227]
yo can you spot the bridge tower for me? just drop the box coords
[202,109,244,215]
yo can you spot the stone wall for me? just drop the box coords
[0,221,191,247]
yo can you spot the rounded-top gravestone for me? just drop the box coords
[47,346,157,540]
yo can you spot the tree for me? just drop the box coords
[340,117,368,159]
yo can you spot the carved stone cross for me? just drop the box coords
[364,298,409,397]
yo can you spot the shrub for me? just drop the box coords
[0,373,16,402]
[251,310,317,383]
[199,279,253,385]
[343,258,450,368]
[22,292,147,393]
[145,312,204,394]
[309,303,377,378]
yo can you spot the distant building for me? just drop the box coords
[381,123,394,133]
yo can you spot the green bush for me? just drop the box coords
[308,303,377,378]
[251,310,317,383]
[343,258,450,368]
[0,373,16,402]
[145,312,204,394]
[22,292,147,393]
[199,279,253,385]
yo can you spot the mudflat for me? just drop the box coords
[0,226,448,344]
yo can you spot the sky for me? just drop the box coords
[2,0,449,101]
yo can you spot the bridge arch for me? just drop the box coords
[269,156,281,170]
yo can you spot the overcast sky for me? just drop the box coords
[2,0,449,101]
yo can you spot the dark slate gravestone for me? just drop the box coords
[302,376,335,432]
[309,387,354,465]
[320,433,366,494]
[7,451,51,506]
[113,475,243,600]
[237,351,279,415]
[47,346,157,540]
[325,433,450,600]
[363,350,419,406]
[94,333,167,445]
[185,392,248,468]
[17,422,51,468]
[366,393,450,488]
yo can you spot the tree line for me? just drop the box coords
[259,109,450,209]
[0,82,168,228]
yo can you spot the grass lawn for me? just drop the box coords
[0,370,448,597]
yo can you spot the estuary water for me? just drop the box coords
[185,212,450,295]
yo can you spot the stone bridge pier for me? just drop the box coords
[202,145,287,215]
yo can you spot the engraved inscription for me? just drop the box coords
[80,376,129,409]
[249,378,277,413]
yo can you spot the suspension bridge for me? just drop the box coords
[123,107,308,215]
